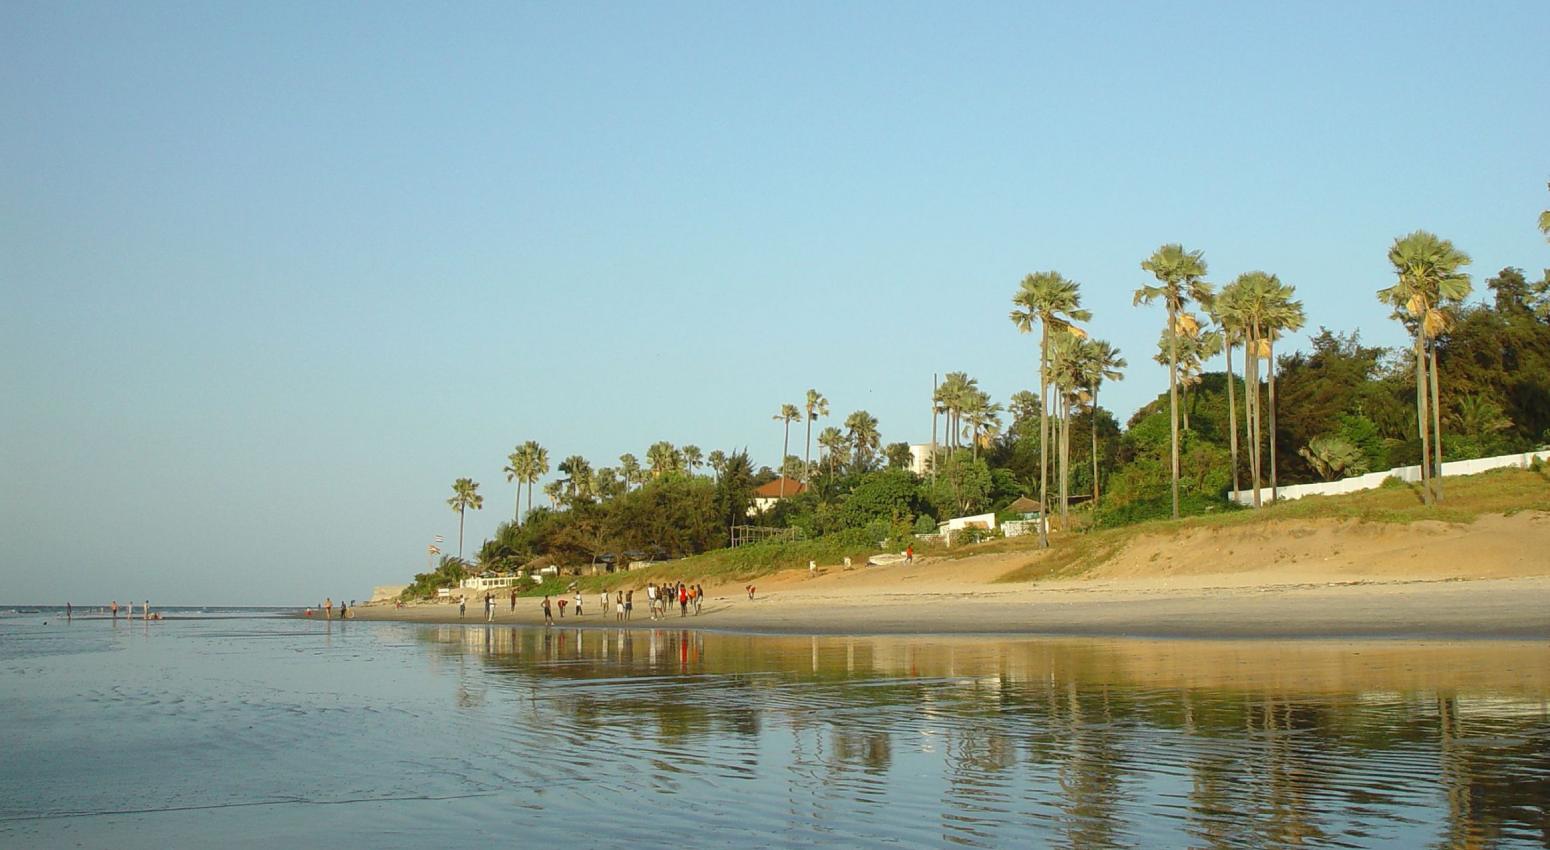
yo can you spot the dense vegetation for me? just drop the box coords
[404,211,1550,598]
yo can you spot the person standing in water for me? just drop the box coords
[111,600,119,620]
[143,600,151,621]
[66,602,73,620]
[574,590,583,617]
[541,595,553,626]
[509,588,517,613]
[324,598,333,620]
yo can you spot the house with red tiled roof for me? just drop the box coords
[750,477,807,514]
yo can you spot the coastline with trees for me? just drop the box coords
[394,216,1550,622]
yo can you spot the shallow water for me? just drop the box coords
[1,615,1546,849]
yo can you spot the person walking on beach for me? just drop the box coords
[324,598,333,620]
[458,596,466,619]
[615,591,624,623]
[600,590,609,619]
[678,583,688,617]
[624,590,633,621]
[906,545,914,564]
[111,600,119,620]
[509,589,517,613]
[557,597,567,618]
[646,583,658,620]
[542,595,553,626]
[694,585,703,615]
[484,593,494,623]
[574,591,583,617]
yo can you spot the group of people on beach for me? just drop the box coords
[532,582,703,625]
[645,581,702,620]
[107,600,158,620]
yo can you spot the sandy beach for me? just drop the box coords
[351,511,1550,638]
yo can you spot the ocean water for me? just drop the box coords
[1,612,1546,849]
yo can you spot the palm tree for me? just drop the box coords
[1299,436,1369,482]
[1379,231,1472,504]
[817,426,848,476]
[1079,339,1125,508]
[446,478,483,559]
[1539,181,1549,242]
[773,403,800,496]
[1011,271,1091,546]
[933,372,978,450]
[618,453,641,490]
[646,441,679,478]
[558,455,593,501]
[1228,271,1288,508]
[1048,332,1084,527]
[959,390,1003,461]
[1262,294,1305,501]
[518,440,548,521]
[681,444,704,475]
[707,449,727,481]
[803,389,829,484]
[543,479,564,508]
[1136,245,1212,520]
[503,447,524,523]
[1212,287,1247,500]
[845,410,881,471]
[1008,390,1041,425]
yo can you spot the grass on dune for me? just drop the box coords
[990,466,1550,584]
[516,467,1549,595]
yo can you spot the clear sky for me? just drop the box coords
[3,1,1547,605]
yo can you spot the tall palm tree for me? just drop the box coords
[773,403,800,496]
[960,391,1003,461]
[1008,390,1041,425]
[1136,245,1211,520]
[646,441,679,478]
[681,444,704,475]
[1229,272,1281,507]
[1048,332,1084,527]
[1379,231,1471,504]
[618,453,641,490]
[707,449,727,481]
[558,455,593,501]
[518,440,548,521]
[817,426,848,476]
[446,478,483,559]
[1080,339,1125,508]
[543,479,564,508]
[1262,294,1305,501]
[503,447,524,523]
[844,410,881,471]
[933,372,976,450]
[802,389,829,484]
[1011,271,1091,546]
[1211,287,1247,500]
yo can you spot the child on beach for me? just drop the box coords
[615,592,624,622]
[459,597,466,619]
[625,590,633,621]
[557,598,567,618]
[574,592,583,616]
[541,596,553,625]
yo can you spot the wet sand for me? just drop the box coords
[349,574,1550,639]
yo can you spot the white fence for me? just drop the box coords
[1230,449,1550,505]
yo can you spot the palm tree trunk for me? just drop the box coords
[1091,383,1102,508]
[779,423,790,498]
[1429,343,1445,503]
[1060,395,1070,528]
[1415,335,1433,505]
[514,482,522,525]
[1248,326,1262,508]
[526,479,533,519]
[458,507,466,559]
[1226,341,1241,500]
[1038,328,1051,548]
[1268,337,1279,503]
[1167,303,1181,519]
[803,416,813,485]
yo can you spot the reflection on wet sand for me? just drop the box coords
[419,626,1548,849]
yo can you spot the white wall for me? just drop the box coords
[1229,449,1550,505]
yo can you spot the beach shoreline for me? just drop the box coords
[346,573,1550,640]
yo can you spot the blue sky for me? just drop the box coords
[3,1,1547,604]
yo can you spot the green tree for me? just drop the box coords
[681,444,704,475]
[1008,390,1041,426]
[1080,339,1126,508]
[1539,181,1549,242]
[503,447,524,523]
[516,441,548,521]
[803,389,829,483]
[446,477,483,559]
[1011,271,1091,545]
[933,372,978,451]
[1298,436,1369,482]
[647,441,680,478]
[618,453,642,490]
[558,455,594,502]
[707,450,727,481]
[845,409,881,472]
[818,426,849,476]
[773,403,800,497]
[1135,245,1211,519]
[1211,288,1247,498]
[884,442,913,470]
[1378,230,1472,504]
